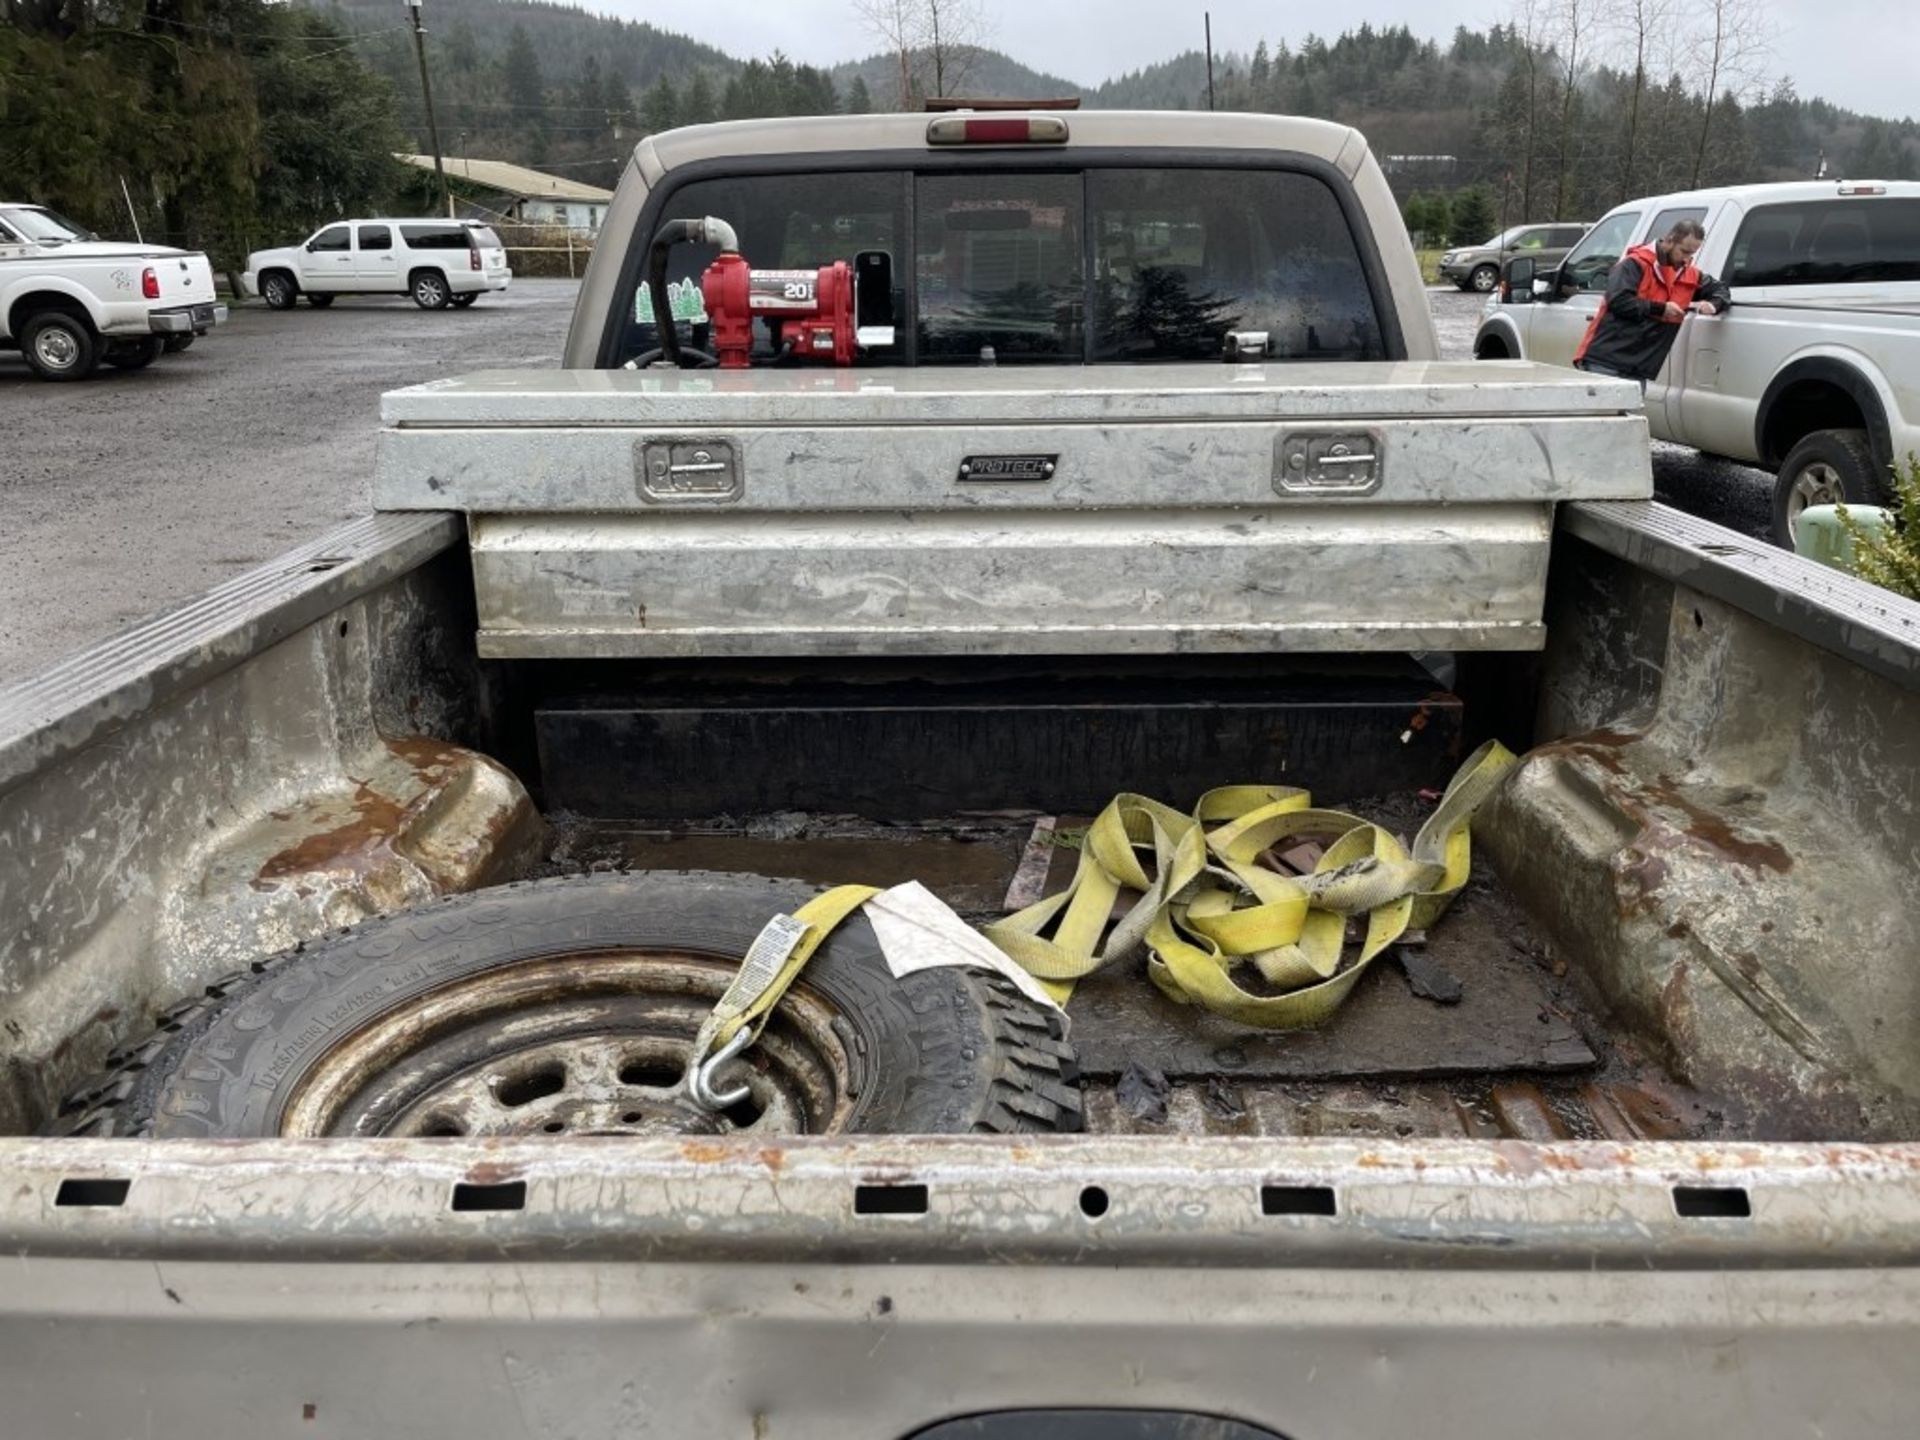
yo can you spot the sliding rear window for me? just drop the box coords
[1728,198,1920,286]
[1088,169,1382,361]
[607,162,1385,367]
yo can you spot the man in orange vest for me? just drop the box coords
[1573,218,1731,385]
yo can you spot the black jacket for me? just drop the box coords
[1574,250,1732,382]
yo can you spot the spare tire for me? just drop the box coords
[52,872,1082,1140]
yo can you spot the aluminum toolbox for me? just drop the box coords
[376,360,1650,659]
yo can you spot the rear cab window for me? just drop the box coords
[605,159,1389,368]
[1727,198,1920,286]
[357,223,392,251]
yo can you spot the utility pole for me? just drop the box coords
[404,0,452,218]
[1204,12,1216,111]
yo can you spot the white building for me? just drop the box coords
[397,154,614,233]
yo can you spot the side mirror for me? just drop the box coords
[1503,256,1536,304]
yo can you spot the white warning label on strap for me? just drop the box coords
[724,912,812,1010]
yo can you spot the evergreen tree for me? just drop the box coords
[1450,187,1498,246]
[682,69,719,126]
[573,54,605,117]
[643,74,679,135]
[504,25,545,114]
[600,70,633,133]
[846,75,874,115]
[253,10,406,237]
[1850,120,1897,179]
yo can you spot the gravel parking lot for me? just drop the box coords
[0,280,1775,683]
[0,279,578,681]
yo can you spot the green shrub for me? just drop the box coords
[1838,454,1920,602]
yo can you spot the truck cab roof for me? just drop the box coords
[634,110,1370,181]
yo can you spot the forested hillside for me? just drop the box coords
[7,0,1916,266]
[335,1,1918,239]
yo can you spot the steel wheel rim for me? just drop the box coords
[1787,461,1844,537]
[33,325,78,370]
[418,276,444,303]
[266,278,289,305]
[279,950,855,1138]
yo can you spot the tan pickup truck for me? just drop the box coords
[4,112,1919,1439]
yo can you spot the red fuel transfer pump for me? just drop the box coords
[700,251,855,368]
[643,215,890,370]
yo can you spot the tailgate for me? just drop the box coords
[4,1135,1919,1439]
[151,252,217,306]
[375,360,1651,658]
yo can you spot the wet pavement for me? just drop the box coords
[0,279,579,681]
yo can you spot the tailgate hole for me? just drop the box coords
[855,1184,928,1216]
[55,1178,131,1207]
[1078,1185,1110,1218]
[451,1180,526,1212]
[1261,1184,1338,1216]
[1673,1185,1750,1218]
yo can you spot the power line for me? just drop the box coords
[109,12,411,43]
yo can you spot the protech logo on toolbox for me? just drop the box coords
[958,454,1058,482]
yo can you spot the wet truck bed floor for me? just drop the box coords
[542,807,1723,1144]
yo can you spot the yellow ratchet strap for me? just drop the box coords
[980,740,1517,1030]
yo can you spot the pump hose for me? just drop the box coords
[646,216,739,368]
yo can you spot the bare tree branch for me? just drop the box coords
[1551,0,1589,218]
[1684,0,1773,185]
[851,0,994,106]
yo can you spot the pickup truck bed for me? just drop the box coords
[542,807,1711,1146]
[7,112,1920,1438]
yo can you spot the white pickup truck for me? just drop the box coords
[6,114,1920,1438]
[0,202,226,380]
[1472,180,1920,543]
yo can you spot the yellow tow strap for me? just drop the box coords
[981,739,1517,1030]
[690,883,881,1063]
[692,740,1516,1072]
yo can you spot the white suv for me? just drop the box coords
[243,219,511,311]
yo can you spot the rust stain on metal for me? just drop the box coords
[251,737,535,893]
[1614,844,1669,916]
[252,777,409,889]
[46,1005,126,1066]
[1649,775,1794,873]
[463,1161,524,1186]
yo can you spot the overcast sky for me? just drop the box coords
[597,0,1913,122]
